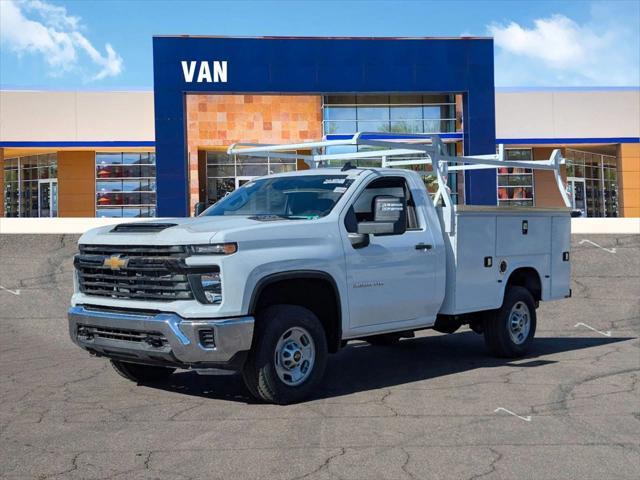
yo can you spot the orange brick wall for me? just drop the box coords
[532,147,567,208]
[618,143,640,217]
[58,151,96,217]
[0,149,4,217]
[185,94,322,212]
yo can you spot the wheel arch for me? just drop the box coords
[249,270,343,353]
[504,266,543,304]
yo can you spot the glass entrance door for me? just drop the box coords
[38,179,58,217]
[567,177,586,217]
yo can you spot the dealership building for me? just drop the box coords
[1,36,639,219]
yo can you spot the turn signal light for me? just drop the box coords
[191,243,237,255]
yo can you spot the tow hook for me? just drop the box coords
[77,326,94,340]
[145,336,165,348]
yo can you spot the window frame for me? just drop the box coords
[3,153,57,218]
[496,148,535,207]
[95,151,157,218]
[322,94,458,136]
[344,175,421,235]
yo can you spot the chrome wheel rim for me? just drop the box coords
[274,326,316,386]
[508,301,531,345]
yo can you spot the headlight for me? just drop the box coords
[198,272,222,304]
[191,243,237,255]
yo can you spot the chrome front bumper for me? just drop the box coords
[68,305,254,370]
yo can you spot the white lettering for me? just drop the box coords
[182,61,228,83]
[197,61,212,83]
[181,61,196,83]
[213,60,227,83]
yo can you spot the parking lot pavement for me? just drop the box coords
[0,233,638,479]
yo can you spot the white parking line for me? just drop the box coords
[579,239,616,254]
[494,407,532,422]
[0,285,21,296]
[575,322,611,337]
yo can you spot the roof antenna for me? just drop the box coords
[341,161,357,171]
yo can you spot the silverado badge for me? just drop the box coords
[103,255,129,270]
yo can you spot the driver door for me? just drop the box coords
[342,175,438,330]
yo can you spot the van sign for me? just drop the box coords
[181,61,227,83]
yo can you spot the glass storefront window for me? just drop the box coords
[323,107,357,121]
[322,143,460,204]
[322,94,458,136]
[565,149,618,217]
[497,149,534,207]
[3,153,57,217]
[95,152,156,217]
[357,107,389,120]
[389,120,424,134]
[324,121,358,134]
[390,106,422,120]
[205,151,297,206]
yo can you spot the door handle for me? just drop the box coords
[415,243,432,250]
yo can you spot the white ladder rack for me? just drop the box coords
[227,132,570,232]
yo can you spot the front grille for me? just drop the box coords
[77,324,168,347]
[79,244,187,257]
[76,244,194,302]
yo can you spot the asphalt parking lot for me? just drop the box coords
[0,233,638,479]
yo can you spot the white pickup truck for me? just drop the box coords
[68,134,572,404]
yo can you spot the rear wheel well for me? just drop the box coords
[506,267,542,303]
[251,274,342,353]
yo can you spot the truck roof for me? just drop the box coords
[264,166,396,178]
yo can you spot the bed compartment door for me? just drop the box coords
[455,216,498,311]
[496,216,551,256]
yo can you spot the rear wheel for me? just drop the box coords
[242,305,328,404]
[110,360,175,383]
[484,286,536,358]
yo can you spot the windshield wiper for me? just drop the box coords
[249,214,315,221]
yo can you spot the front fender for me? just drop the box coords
[241,262,345,315]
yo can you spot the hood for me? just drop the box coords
[79,215,300,246]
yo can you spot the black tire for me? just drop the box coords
[484,286,537,358]
[110,360,175,383]
[242,305,328,404]
[366,333,402,346]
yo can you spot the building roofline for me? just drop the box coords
[0,87,154,93]
[496,86,639,92]
[2,86,637,94]
[152,34,492,40]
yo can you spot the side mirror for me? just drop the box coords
[194,202,206,216]
[570,209,583,218]
[357,195,407,236]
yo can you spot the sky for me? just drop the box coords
[1,0,639,90]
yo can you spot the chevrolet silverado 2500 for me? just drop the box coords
[69,134,572,404]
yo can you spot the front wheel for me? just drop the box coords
[484,286,537,358]
[242,305,328,404]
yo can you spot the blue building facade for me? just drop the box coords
[152,36,497,216]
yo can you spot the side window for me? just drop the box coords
[345,176,419,233]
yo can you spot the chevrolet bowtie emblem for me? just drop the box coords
[103,255,129,270]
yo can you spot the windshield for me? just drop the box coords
[202,175,353,218]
